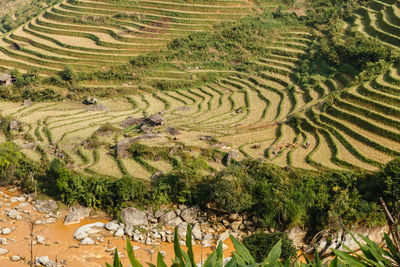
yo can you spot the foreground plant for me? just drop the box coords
[106,224,326,267]
[107,223,400,267]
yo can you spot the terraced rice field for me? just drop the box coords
[2,0,400,177]
[355,0,400,50]
[0,0,253,73]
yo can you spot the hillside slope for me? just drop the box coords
[0,0,253,74]
[1,0,400,176]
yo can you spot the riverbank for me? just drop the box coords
[0,187,234,266]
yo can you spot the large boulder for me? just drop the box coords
[229,221,242,232]
[80,237,95,245]
[202,233,213,247]
[177,222,188,240]
[120,117,143,128]
[165,127,180,136]
[73,222,104,240]
[64,206,92,225]
[192,224,202,240]
[154,209,165,218]
[121,207,148,227]
[165,217,183,227]
[286,227,307,247]
[7,210,21,220]
[35,256,54,266]
[225,151,239,166]
[21,141,40,150]
[105,221,120,231]
[9,120,20,131]
[218,231,230,243]
[159,211,177,224]
[34,200,58,214]
[181,206,199,223]
[23,99,33,107]
[114,228,124,237]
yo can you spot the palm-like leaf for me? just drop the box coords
[262,239,282,266]
[229,234,255,265]
[127,239,143,267]
[384,233,400,264]
[185,224,196,266]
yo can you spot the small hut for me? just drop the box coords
[145,114,164,126]
[0,73,15,86]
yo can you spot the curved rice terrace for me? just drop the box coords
[0,0,253,73]
[1,0,400,179]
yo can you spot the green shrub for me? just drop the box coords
[97,123,119,133]
[243,232,296,262]
[22,88,62,102]
[375,158,400,211]
[44,159,147,212]
[0,142,37,187]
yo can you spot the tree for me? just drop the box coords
[378,158,400,210]
[58,65,76,83]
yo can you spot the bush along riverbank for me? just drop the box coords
[1,141,399,242]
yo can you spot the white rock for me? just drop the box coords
[114,228,124,237]
[7,209,20,220]
[17,202,29,208]
[10,197,25,203]
[153,233,161,239]
[80,237,95,245]
[159,211,176,224]
[10,255,21,261]
[2,228,11,235]
[154,210,165,218]
[73,222,104,240]
[74,231,88,240]
[180,206,199,223]
[219,231,230,242]
[106,247,117,252]
[202,233,213,247]
[121,207,148,226]
[192,224,202,240]
[0,248,8,255]
[145,237,153,245]
[45,218,56,224]
[34,200,58,214]
[35,256,52,265]
[165,217,183,227]
[64,206,92,225]
[125,225,134,237]
[105,221,120,231]
[35,220,45,225]
[178,222,188,240]
[133,234,139,241]
[36,235,45,245]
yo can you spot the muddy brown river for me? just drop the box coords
[0,187,234,266]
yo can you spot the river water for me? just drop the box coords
[0,187,234,266]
